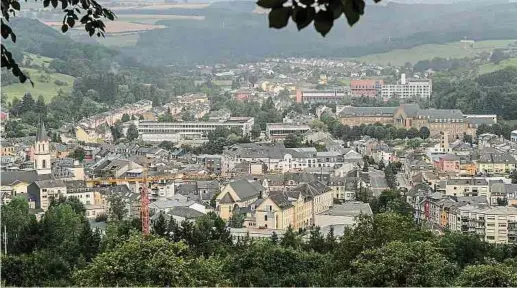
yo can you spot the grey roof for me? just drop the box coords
[33,179,66,188]
[339,106,397,117]
[228,179,264,201]
[490,183,517,195]
[399,103,421,118]
[447,178,489,186]
[169,206,205,219]
[291,181,331,198]
[466,117,497,126]
[36,122,49,142]
[319,202,373,217]
[268,191,293,209]
[416,109,464,120]
[479,152,516,164]
[0,170,53,186]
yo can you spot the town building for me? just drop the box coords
[445,178,490,199]
[339,106,398,126]
[295,88,351,104]
[27,180,68,211]
[380,74,432,99]
[350,79,384,97]
[137,117,254,143]
[266,123,311,140]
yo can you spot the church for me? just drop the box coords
[1,122,84,202]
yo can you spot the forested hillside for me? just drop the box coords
[432,67,517,120]
[122,1,517,65]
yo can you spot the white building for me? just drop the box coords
[381,73,432,99]
[138,117,254,142]
[266,123,311,140]
[511,130,517,143]
[449,205,517,244]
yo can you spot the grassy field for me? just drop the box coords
[102,33,141,47]
[24,53,53,68]
[478,57,517,74]
[354,40,517,66]
[2,68,75,103]
[117,14,205,24]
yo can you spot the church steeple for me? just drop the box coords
[36,121,49,142]
[34,121,51,175]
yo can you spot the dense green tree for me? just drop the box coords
[284,133,303,148]
[152,213,168,237]
[345,241,456,286]
[73,235,228,286]
[419,126,430,139]
[121,113,130,122]
[71,147,86,162]
[437,232,488,269]
[107,194,128,222]
[0,197,38,255]
[126,123,139,141]
[224,241,330,287]
[406,127,419,139]
[455,263,517,287]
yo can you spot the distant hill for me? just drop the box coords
[118,1,517,65]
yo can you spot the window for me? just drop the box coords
[42,159,47,169]
[499,223,507,227]
[264,215,268,221]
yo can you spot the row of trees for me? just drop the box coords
[3,189,517,287]
[320,113,430,142]
[433,67,517,120]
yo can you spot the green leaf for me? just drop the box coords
[11,1,21,11]
[257,0,286,9]
[292,6,314,31]
[62,0,68,9]
[66,17,75,27]
[314,10,333,36]
[268,7,291,29]
[342,0,364,26]
[61,24,68,33]
[43,0,50,7]
[314,19,333,36]
[51,0,58,8]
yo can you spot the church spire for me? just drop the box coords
[36,121,49,142]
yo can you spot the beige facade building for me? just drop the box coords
[449,205,517,244]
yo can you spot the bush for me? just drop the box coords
[54,79,68,86]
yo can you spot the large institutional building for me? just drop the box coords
[295,88,351,104]
[137,117,255,142]
[380,74,432,99]
[339,103,496,138]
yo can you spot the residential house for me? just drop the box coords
[27,180,68,211]
[434,154,460,174]
[216,179,265,220]
[477,151,516,174]
[445,178,490,199]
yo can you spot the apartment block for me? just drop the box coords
[138,117,254,143]
[381,74,432,99]
[266,123,311,140]
[295,88,351,104]
[350,79,384,98]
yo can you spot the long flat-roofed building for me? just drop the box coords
[138,117,254,142]
[295,88,351,104]
[381,74,432,99]
[351,79,384,98]
[266,123,311,140]
[339,106,398,126]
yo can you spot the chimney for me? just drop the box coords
[401,73,406,85]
